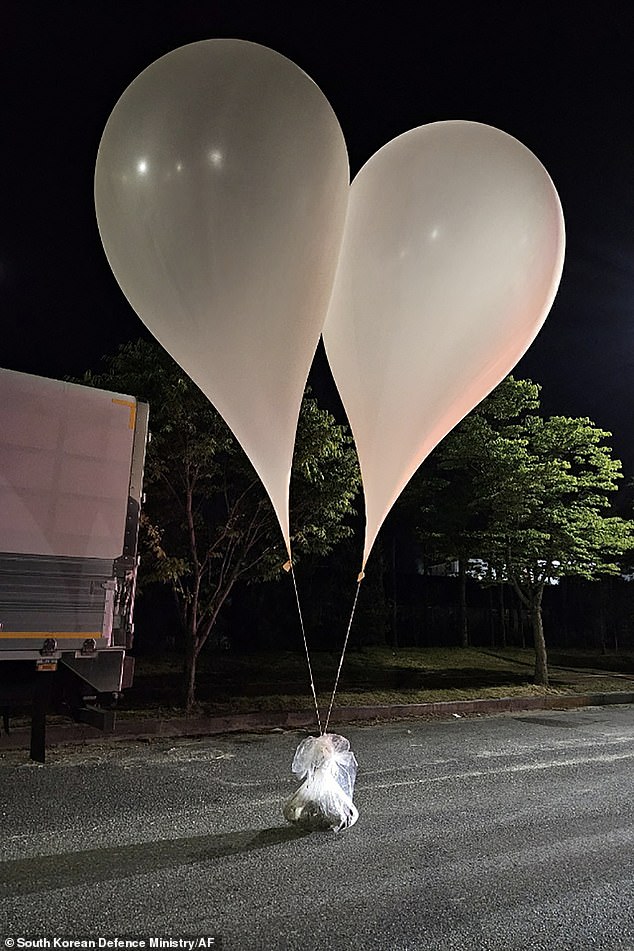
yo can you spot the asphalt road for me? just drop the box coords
[1,706,633,951]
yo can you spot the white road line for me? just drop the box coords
[364,749,634,791]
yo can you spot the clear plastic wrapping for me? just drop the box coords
[283,733,359,832]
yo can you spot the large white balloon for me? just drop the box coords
[323,120,565,570]
[95,39,349,557]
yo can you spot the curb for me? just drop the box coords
[2,691,633,752]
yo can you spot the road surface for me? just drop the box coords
[1,706,633,950]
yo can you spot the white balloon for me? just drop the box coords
[95,39,349,557]
[323,120,565,569]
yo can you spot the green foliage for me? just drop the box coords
[406,375,634,684]
[407,377,541,568]
[483,412,632,588]
[410,376,634,586]
[83,338,361,707]
[289,390,361,559]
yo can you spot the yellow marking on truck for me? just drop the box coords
[0,632,102,639]
[111,398,136,429]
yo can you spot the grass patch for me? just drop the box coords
[121,646,633,718]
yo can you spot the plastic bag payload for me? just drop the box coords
[283,733,359,832]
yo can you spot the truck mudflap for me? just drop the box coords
[60,648,126,693]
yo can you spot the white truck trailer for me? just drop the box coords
[0,367,148,759]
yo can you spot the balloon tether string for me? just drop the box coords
[289,563,322,735]
[323,575,363,735]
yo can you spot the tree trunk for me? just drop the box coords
[181,585,235,713]
[499,583,507,648]
[531,587,548,686]
[458,559,469,648]
[560,578,569,648]
[488,586,495,648]
[183,632,198,713]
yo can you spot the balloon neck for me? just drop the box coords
[357,570,365,583]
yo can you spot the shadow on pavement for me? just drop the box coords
[0,825,312,896]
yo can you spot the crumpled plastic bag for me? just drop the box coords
[283,733,359,832]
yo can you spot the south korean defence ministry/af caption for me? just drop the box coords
[11,940,218,950]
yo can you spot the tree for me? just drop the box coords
[84,339,361,710]
[481,412,634,684]
[406,377,540,647]
[408,377,634,684]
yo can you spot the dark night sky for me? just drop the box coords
[3,1,633,472]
